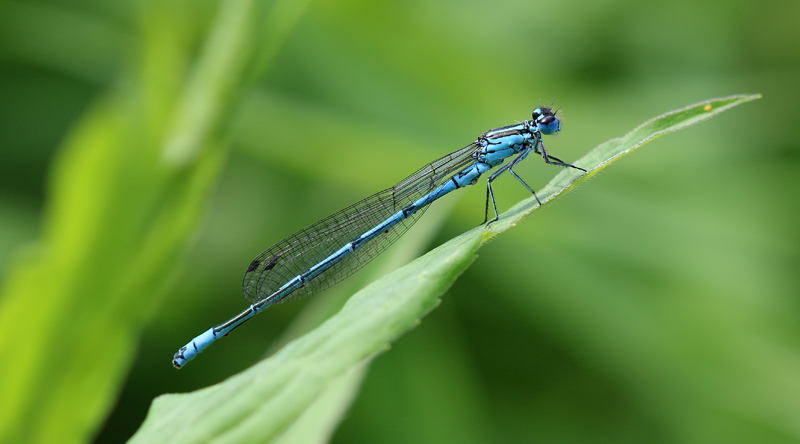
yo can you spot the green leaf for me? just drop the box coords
[485,94,762,235]
[130,94,760,443]
[0,1,312,443]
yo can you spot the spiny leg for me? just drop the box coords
[484,185,492,225]
[507,168,541,206]
[483,165,507,225]
[542,153,565,164]
[483,147,534,225]
[503,147,541,206]
[538,139,587,172]
[544,158,587,172]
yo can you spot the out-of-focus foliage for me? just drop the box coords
[0,0,796,442]
[0,0,311,442]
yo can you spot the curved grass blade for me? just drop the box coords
[130,94,760,444]
[486,94,762,234]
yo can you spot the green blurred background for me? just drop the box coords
[0,0,797,443]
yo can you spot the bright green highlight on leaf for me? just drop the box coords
[130,94,760,444]
[0,0,312,443]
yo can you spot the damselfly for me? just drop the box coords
[173,106,585,368]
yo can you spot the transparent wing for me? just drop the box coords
[242,142,480,304]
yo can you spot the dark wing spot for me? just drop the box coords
[246,259,260,273]
[264,255,279,271]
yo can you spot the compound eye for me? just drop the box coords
[533,107,560,135]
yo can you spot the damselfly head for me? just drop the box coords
[532,106,561,135]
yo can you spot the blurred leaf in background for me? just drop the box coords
[0,0,311,442]
[0,0,797,443]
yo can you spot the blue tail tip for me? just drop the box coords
[173,347,187,369]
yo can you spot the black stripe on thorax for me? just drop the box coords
[485,128,524,140]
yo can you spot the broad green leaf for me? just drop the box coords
[0,1,312,443]
[130,94,760,444]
